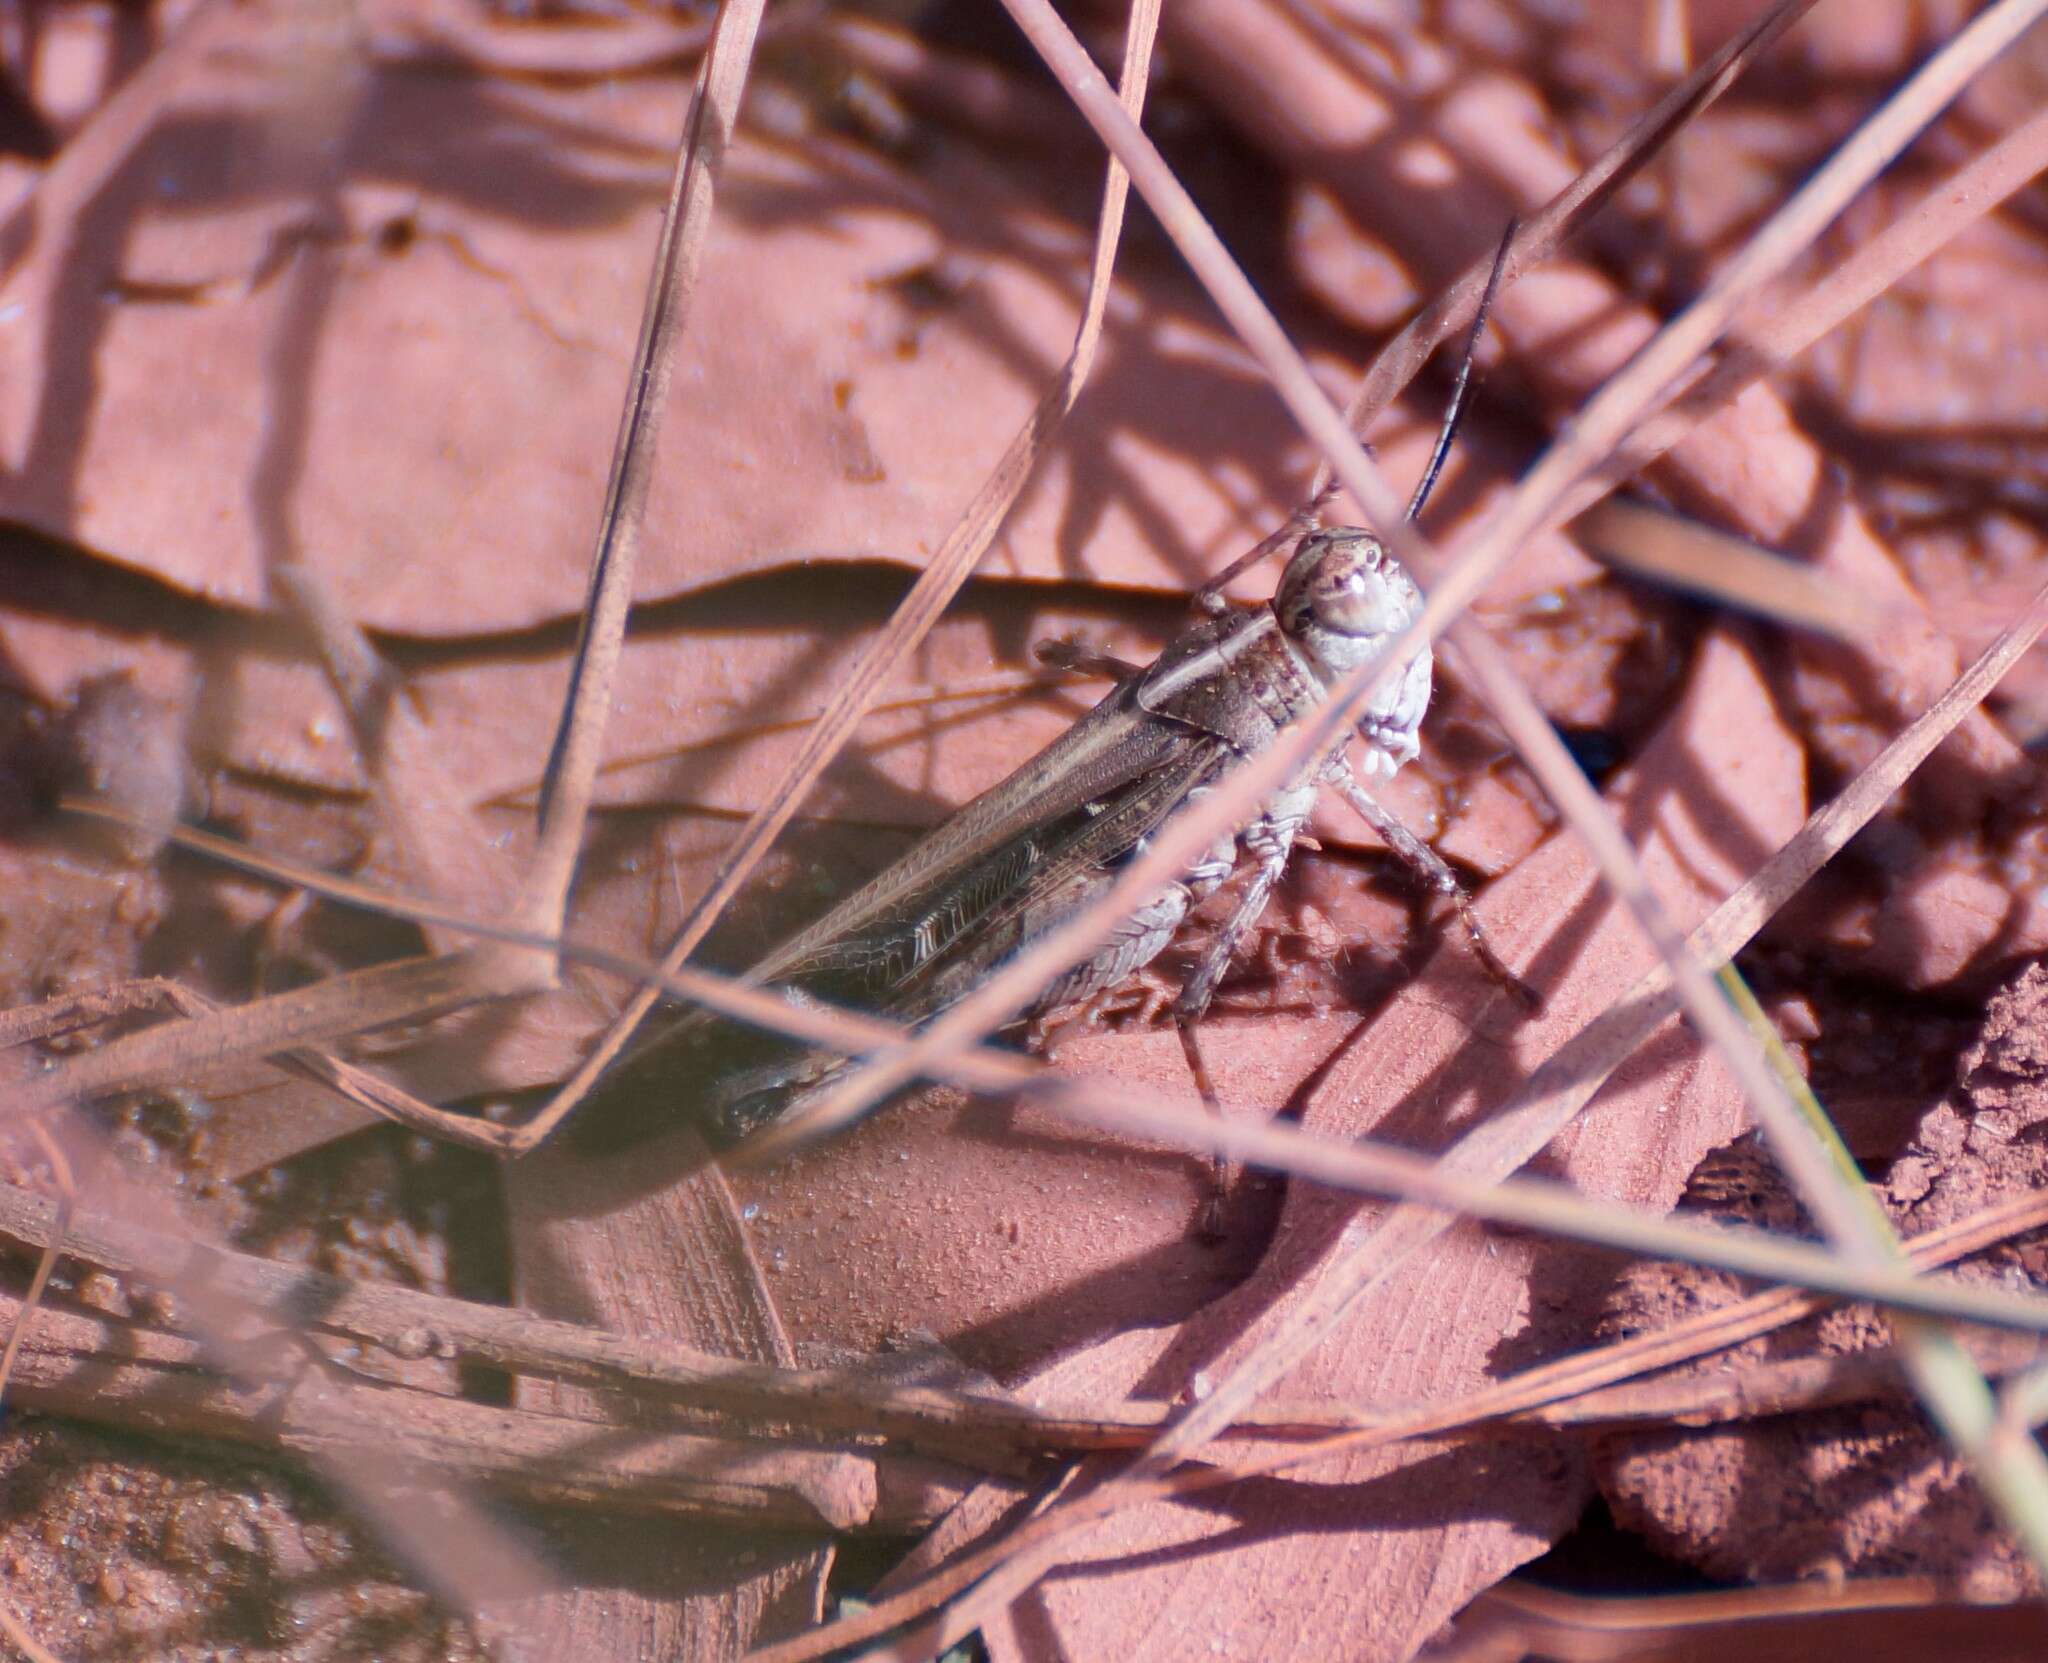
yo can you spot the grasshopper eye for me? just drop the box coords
[1275,528,1418,654]
[1274,526,1432,774]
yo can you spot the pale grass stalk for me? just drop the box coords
[519,0,770,940]
[1572,498,1882,640]
[762,0,2048,1637]
[55,800,2048,1335]
[523,0,1166,1150]
[1467,1576,1966,1644]
[1575,99,2048,517]
[0,1280,897,1530]
[1999,1357,2048,1431]
[1269,1188,2048,1472]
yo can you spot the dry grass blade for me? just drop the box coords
[1572,498,1883,641]
[996,0,1414,537]
[1445,1576,2048,1663]
[522,0,769,937]
[1508,1332,2048,1435]
[1033,1192,2048,1495]
[1315,0,1823,491]
[51,798,1050,1108]
[533,0,1165,1140]
[8,945,527,1128]
[265,560,508,958]
[491,15,822,1625]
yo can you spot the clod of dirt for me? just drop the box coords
[1592,961,2048,1599]
[0,1419,487,1661]
[49,672,190,863]
[0,1119,511,1661]
[0,714,167,1017]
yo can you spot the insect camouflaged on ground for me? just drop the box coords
[623,522,1458,1142]
[613,232,1534,1155]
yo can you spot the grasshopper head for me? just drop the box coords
[1274,526,1431,778]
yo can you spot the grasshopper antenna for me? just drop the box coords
[1390,217,1540,1014]
[1197,216,1517,609]
[1404,215,1516,524]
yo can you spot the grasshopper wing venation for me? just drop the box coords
[683,726,1233,1142]
[740,673,1199,993]
[857,726,1233,1023]
[589,671,1223,1136]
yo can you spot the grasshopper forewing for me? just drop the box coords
[613,522,1504,1145]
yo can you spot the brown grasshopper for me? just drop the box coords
[609,236,1527,1151]
[631,520,1448,1142]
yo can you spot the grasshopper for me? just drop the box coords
[635,519,1440,1143]
[612,237,1528,1152]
